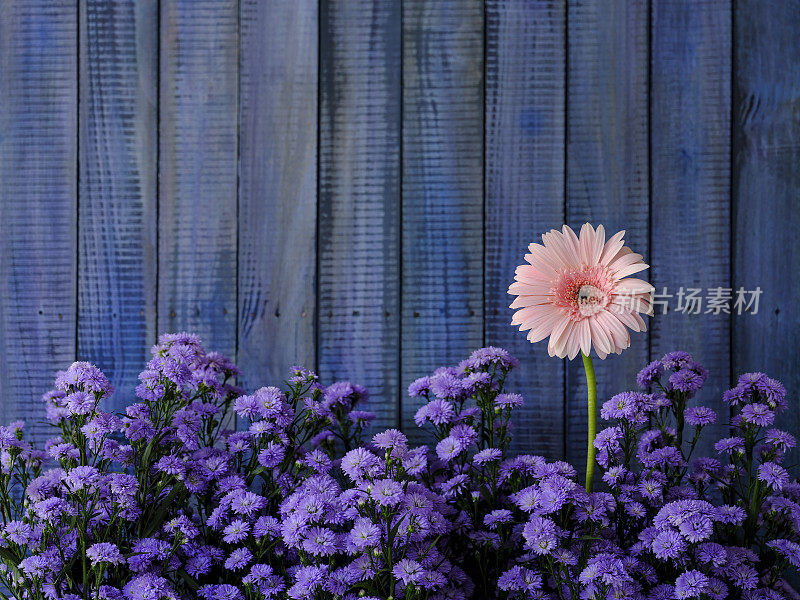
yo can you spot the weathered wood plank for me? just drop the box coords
[485,0,566,457]
[565,0,650,472]
[650,0,731,453]
[733,0,800,442]
[318,0,401,428]
[79,0,157,411]
[237,0,318,391]
[0,0,77,441]
[158,0,238,357]
[401,0,484,437]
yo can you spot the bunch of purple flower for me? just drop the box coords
[0,334,797,600]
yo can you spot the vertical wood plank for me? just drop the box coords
[733,0,800,441]
[651,0,731,453]
[238,0,318,391]
[318,0,401,428]
[79,0,157,411]
[158,0,238,357]
[565,0,650,472]
[401,0,484,435]
[0,0,77,441]
[485,0,566,457]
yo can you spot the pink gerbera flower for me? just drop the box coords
[508,224,654,360]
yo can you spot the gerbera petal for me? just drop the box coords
[615,278,655,294]
[548,318,573,358]
[600,230,626,265]
[510,295,551,309]
[614,262,650,279]
[579,223,595,265]
[578,320,592,357]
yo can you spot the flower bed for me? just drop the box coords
[0,333,796,599]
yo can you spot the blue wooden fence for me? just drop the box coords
[0,0,798,464]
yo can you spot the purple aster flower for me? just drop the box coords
[122,574,178,600]
[678,514,714,542]
[392,559,423,586]
[768,539,800,568]
[348,410,376,425]
[64,465,101,493]
[349,518,380,550]
[766,428,797,451]
[65,391,96,415]
[758,461,790,491]
[473,448,502,466]
[675,570,709,599]
[756,376,787,410]
[56,361,113,396]
[435,437,464,462]
[257,442,285,469]
[651,530,687,559]
[224,548,253,571]
[466,346,518,370]
[741,403,774,427]
[484,509,512,530]
[715,504,746,525]
[86,543,125,567]
[408,376,432,398]
[370,479,403,507]
[662,351,693,371]
[1,520,31,545]
[222,519,250,544]
[669,369,703,394]
[637,360,665,388]
[415,398,455,427]
[429,372,464,400]
[301,526,338,556]
[522,516,558,555]
[494,393,524,409]
[685,406,717,426]
[401,446,428,476]
[372,428,408,453]
[341,448,381,483]
[715,436,745,455]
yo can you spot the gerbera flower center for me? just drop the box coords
[551,265,614,321]
[577,284,606,315]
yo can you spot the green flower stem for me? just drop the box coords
[582,351,597,492]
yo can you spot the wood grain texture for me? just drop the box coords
[401,0,484,437]
[237,0,318,391]
[733,0,800,441]
[158,0,238,358]
[565,0,650,473]
[484,0,566,458]
[79,0,157,411]
[0,0,77,441]
[318,0,401,429]
[650,0,731,453]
